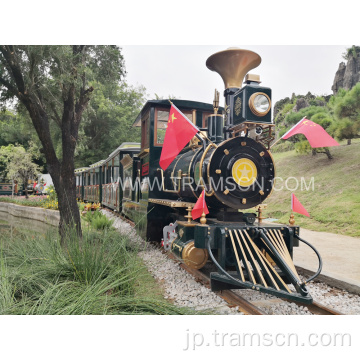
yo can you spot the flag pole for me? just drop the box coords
[270,137,282,149]
[289,193,295,225]
[270,117,306,149]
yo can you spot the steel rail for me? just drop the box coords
[166,252,343,315]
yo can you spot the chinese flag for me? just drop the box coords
[282,117,339,148]
[291,193,310,217]
[192,190,209,220]
[159,104,199,170]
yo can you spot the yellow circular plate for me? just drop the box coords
[232,158,257,187]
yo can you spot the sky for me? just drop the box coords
[121,45,349,107]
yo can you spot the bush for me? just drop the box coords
[84,209,114,230]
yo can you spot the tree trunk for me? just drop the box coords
[53,169,82,243]
[347,138,351,145]
[325,148,333,160]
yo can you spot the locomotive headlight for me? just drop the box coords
[249,92,271,117]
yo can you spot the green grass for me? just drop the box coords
[264,138,360,237]
[0,227,196,315]
[0,196,47,208]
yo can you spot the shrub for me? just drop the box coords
[84,209,114,230]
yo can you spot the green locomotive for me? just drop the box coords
[76,48,322,304]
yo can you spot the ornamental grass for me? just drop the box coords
[0,226,194,315]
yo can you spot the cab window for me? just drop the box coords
[155,107,193,146]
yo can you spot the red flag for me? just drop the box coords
[192,190,209,220]
[159,104,199,170]
[291,193,310,217]
[282,117,339,148]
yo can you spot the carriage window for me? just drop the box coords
[155,108,193,146]
[114,166,119,182]
[123,166,132,199]
[95,170,100,185]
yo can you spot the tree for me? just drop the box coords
[283,105,335,159]
[332,83,360,145]
[0,144,41,198]
[0,46,125,241]
[75,81,145,167]
[0,109,35,147]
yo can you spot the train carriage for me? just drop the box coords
[0,180,23,196]
[102,143,140,212]
[75,167,89,200]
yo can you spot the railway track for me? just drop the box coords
[167,252,343,315]
[112,210,343,315]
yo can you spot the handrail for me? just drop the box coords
[158,168,181,194]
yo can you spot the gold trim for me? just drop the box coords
[171,152,187,188]
[245,74,261,83]
[248,92,271,117]
[233,230,256,284]
[228,230,245,282]
[224,149,229,155]
[185,205,193,223]
[265,149,276,201]
[199,143,216,197]
[158,168,181,194]
[148,198,195,208]
[238,230,267,287]
[188,147,202,199]
[138,148,149,158]
[182,241,208,269]
[215,169,221,174]
[223,189,229,195]
[244,231,280,290]
[200,212,207,224]
[177,221,197,227]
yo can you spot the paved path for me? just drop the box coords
[293,227,360,288]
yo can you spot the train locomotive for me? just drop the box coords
[76,48,322,304]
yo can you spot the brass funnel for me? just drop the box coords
[206,48,261,89]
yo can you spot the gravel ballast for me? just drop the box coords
[101,209,360,315]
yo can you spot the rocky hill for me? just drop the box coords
[332,46,360,94]
[273,46,360,131]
